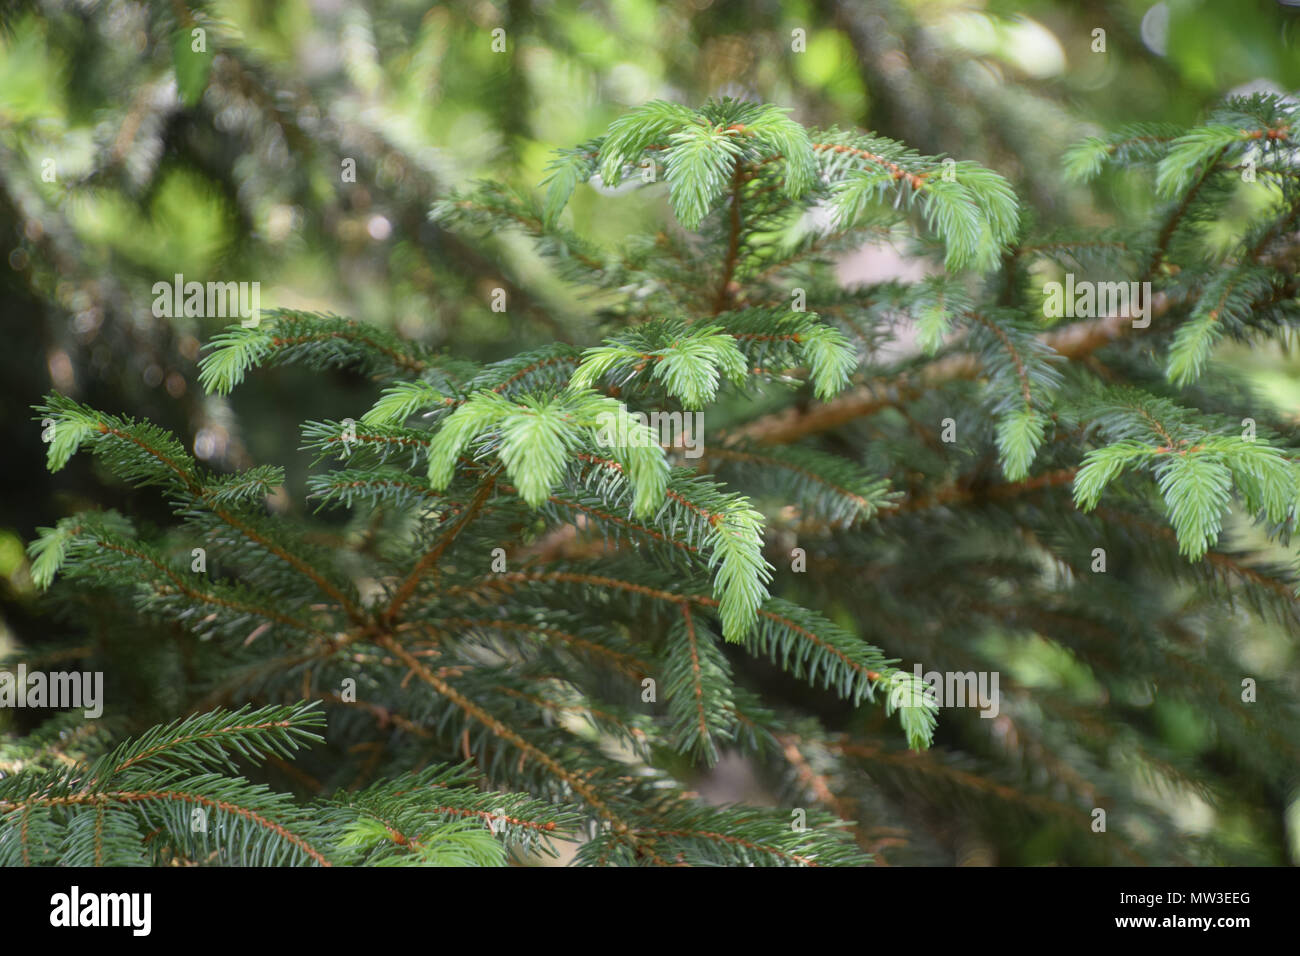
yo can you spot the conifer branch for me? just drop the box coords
[371,633,667,864]
[20,86,1300,867]
[383,473,499,624]
[732,309,1149,445]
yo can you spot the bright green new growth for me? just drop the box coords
[1070,388,1300,559]
[362,380,452,426]
[423,388,671,519]
[339,818,508,867]
[997,407,1048,483]
[542,98,1019,273]
[567,313,856,404]
[569,324,749,410]
[881,670,942,753]
[587,100,817,229]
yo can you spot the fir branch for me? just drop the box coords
[383,473,499,624]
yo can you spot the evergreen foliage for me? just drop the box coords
[0,703,575,866]
[9,92,1300,866]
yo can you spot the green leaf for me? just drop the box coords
[597,100,696,187]
[34,394,100,472]
[362,381,450,427]
[28,521,76,591]
[1155,125,1240,198]
[426,391,512,490]
[539,149,591,225]
[798,324,856,400]
[1062,137,1113,183]
[881,670,939,751]
[664,123,743,230]
[340,819,507,866]
[198,325,276,395]
[1073,442,1152,511]
[497,397,581,507]
[1155,453,1232,560]
[916,298,953,354]
[707,498,773,642]
[996,407,1046,482]
[650,332,746,408]
[567,391,670,518]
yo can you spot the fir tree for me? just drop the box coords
[6,94,1300,866]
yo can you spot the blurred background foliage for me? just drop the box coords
[1,0,1298,864]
